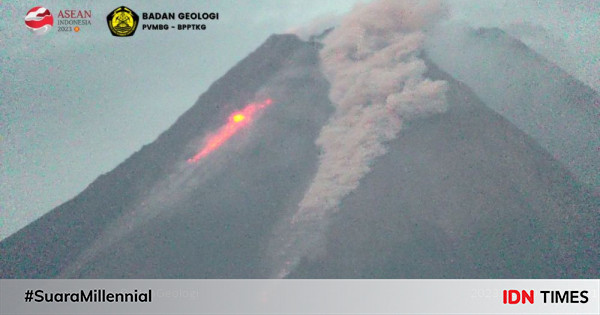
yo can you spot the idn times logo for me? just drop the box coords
[503,290,590,304]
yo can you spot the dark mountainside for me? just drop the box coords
[290,55,599,278]
[426,27,600,191]
[1,32,598,278]
[0,34,332,278]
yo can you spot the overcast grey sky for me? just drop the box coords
[1,0,598,240]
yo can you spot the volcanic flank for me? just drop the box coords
[1,1,598,279]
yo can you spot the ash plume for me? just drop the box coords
[270,0,449,277]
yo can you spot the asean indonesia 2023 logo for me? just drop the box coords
[106,6,139,37]
[24,6,54,35]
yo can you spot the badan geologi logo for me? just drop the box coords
[24,6,54,35]
[106,6,139,37]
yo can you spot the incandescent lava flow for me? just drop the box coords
[187,98,273,163]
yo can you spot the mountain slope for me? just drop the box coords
[290,55,599,278]
[426,27,600,191]
[1,33,597,278]
[0,34,330,278]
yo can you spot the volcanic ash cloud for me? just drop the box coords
[296,0,449,222]
[271,0,449,277]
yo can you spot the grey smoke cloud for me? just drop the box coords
[271,0,449,277]
[297,0,448,221]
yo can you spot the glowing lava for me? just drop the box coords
[233,114,245,122]
[187,98,273,163]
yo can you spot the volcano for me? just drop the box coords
[1,28,598,278]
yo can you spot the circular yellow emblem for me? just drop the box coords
[106,6,139,37]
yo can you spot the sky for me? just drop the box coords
[1,0,598,241]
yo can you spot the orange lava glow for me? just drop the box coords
[187,99,273,163]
